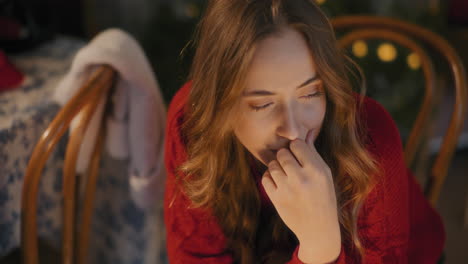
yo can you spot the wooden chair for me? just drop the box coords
[331,16,468,206]
[21,65,117,264]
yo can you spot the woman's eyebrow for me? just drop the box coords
[243,75,320,97]
[298,75,320,88]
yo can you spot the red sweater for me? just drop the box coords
[164,82,446,264]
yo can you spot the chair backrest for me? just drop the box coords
[331,15,468,206]
[21,65,116,264]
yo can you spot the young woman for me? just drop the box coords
[163,0,445,263]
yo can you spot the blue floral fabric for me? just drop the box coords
[0,36,167,264]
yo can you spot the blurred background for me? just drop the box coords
[6,0,466,141]
[1,0,467,263]
[3,0,468,133]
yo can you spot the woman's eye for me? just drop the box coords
[249,91,323,111]
[301,91,323,99]
[250,102,273,111]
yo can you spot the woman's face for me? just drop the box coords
[233,26,327,166]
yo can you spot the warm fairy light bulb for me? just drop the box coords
[377,42,397,62]
[316,0,327,5]
[407,52,421,70]
[352,40,368,58]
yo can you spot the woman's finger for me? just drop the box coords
[268,159,287,187]
[261,171,277,198]
[276,148,302,180]
[289,139,313,168]
[305,129,314,148]
[305,138,330,172]
[303,131,329,172]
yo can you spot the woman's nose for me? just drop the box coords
[276,105,300,141]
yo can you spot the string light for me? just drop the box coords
[407,52,421,70]
[352,40,368,58]
[316,0,327,5]
[377,42,397,62]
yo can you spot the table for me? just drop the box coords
[0,36,166,263]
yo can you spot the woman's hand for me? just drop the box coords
[261,135,341,264]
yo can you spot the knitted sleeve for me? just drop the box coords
[163,83,234,264]
[335,96,412,263]
[289,96,444,264]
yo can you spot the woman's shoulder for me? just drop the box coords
[167,80,192,124]
[354,92,405,163]
[165,81,192,168]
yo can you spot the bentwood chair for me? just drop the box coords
[331,16,468,206]
[21,65,116,264]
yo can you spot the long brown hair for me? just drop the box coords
[177,0,379,263]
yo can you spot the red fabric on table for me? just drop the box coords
[0,50,24,92]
